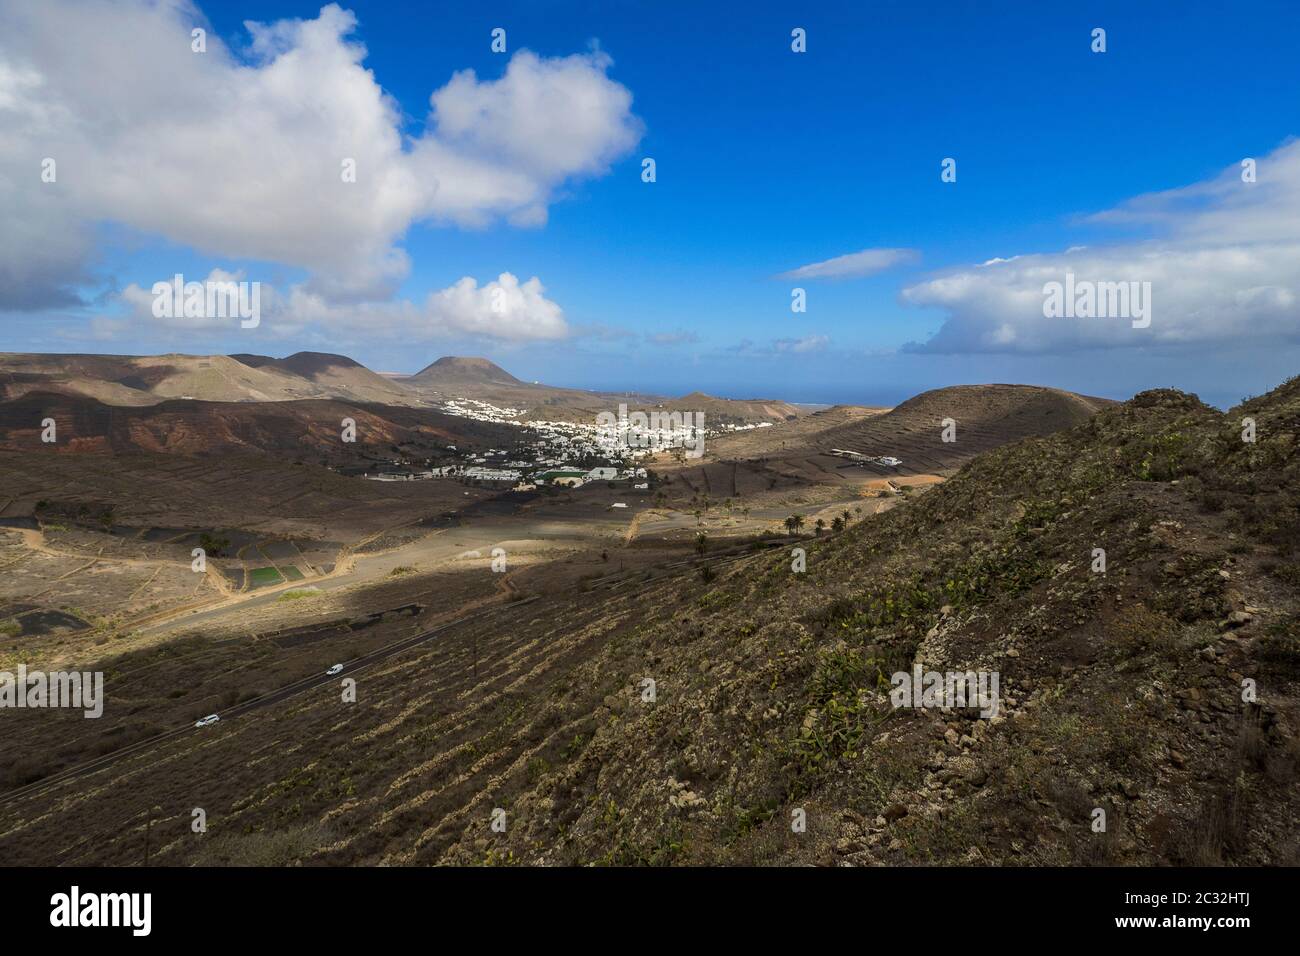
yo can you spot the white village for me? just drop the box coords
[359,397,773,490]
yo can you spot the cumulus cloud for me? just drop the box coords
[0,1,641,309]
[776,248,919,281]
[423,273,567,340]
[121,271,568,342]
[120,268,260,332]
[903,139,1300,354]
[413,49,643,228]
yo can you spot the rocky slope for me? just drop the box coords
[433,378,1299,865]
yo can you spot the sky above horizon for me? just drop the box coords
[3,0,1300,408]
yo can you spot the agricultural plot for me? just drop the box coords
[247,567,285,589]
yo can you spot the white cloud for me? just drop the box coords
[776,248,919,281]
[903,139,1300,354]
[120,271,568,342]
[774,334,829,354]
[0,1,641,307]
[423,273,567,340]
[120,268,258,332]
[413,49,643,228]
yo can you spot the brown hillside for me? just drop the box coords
[2,377,1296,866]
[0,352,419,407]
[0,392,518,459]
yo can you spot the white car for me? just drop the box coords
[326,663,344,676]
[194,714,220,728]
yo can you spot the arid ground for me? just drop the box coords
[1,358,1296,867]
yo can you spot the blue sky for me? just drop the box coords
[3,0,1300,407]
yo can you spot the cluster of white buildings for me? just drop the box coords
[435,397,776,465]
[361,397,787,490]
[431,398,648,463]
[435,398,526,422]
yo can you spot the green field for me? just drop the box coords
[247,566,285,588]
[279,565,305,581]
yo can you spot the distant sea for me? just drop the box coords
[565,379,1243,412]
[580,383,913,409]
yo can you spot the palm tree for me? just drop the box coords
[814,518,826,536]
[784,514,805,535]
[831,516,845,532]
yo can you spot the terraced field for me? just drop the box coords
[0,550,720,864]
[248,567,285,588]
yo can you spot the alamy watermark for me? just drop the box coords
[595,403,706,459]
[50,886,150,936]
[0,665,103,718]
[890,666,1000,719]
[1043,272,1151,329]
[151,273,260,328]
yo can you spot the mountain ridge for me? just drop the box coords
[0,351,1115,431]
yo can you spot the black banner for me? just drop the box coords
[0,866,1277,941]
